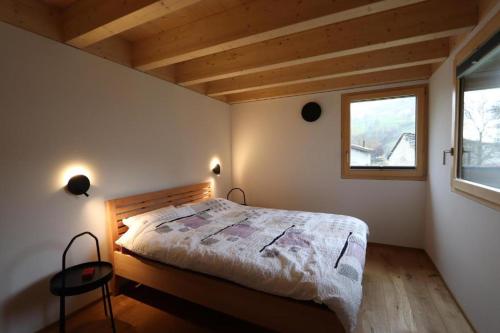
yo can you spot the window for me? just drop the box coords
[453,28,500,207]
[341,86,427,180]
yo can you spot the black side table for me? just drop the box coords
[50,232,116,333]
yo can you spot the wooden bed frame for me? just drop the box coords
[105,182,345,333]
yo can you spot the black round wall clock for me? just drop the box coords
[301,102,322,122]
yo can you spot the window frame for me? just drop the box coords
[341,85,428,181]
[452,15,500,209]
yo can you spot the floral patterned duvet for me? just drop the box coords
[117,198,369,331]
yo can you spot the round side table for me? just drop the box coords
[50,232,116,333]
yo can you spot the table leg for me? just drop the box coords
[104,283,116,333]
[101,286,109,317]
[59,296,65,333]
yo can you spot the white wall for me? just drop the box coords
[0,22,232,333]
[425,7,500,332]
[231,84,427,248]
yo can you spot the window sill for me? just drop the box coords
[452,178,500,210]
[342,168,426,181]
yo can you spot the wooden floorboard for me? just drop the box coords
[39,244,474,333]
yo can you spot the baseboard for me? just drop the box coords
[36,296,102,332]
[367,241,423,251]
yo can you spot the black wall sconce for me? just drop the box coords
[212,164,221,175]
[66,175,90,197]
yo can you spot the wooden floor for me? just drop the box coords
[40,245,474,333]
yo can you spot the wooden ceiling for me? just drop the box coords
[0,0,484,104]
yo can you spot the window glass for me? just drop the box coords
[350,96,417,168]
[459,46,500,189]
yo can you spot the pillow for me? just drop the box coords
[116,217,150,247]
[121,205,176,227]
[117,205,179,247]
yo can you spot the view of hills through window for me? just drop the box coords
[350,96,417,168]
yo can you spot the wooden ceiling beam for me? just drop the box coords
[176,0,477,86]
[225,65,433,104]
[132,0,425,71]
[63,0,201,48]
[207,39,449,96]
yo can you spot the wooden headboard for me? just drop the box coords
[105,182,212,251]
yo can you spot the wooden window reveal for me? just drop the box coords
[341,85,427,180]
[452,12,500,209]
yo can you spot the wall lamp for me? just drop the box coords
[212,164,221,176]
[66,175,90,196]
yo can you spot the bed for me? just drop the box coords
[106,182,368,332]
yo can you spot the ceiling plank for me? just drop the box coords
[207,39,449,96]
[84,35,132,67]
[0,0,133,69]
[133,0,425,71]
[455,9,500,66]
[63,0,201,48]
[148,65,176,83]
[176,0,477,86]
[0,0,62,40]
[225,65,433,104]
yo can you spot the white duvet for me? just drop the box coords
[117,198,369,332]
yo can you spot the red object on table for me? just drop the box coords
[82,267,95,281]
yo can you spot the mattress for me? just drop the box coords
[116,198,369,332]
